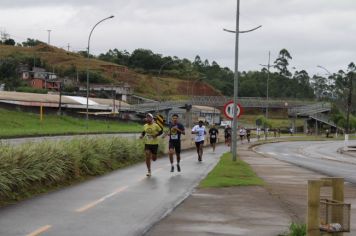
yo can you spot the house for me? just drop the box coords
[21,67,61,91]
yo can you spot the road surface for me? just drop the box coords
[255,140,356,183]
[0,144,227,236]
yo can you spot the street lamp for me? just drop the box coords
[317,65,332,76]
[224,0,261,161]
[260,51,271,120]
[260,51,271,140]
[86,15,114,128]
[186,77,203,128]
[156,60,174,112]
[191,77,203,97]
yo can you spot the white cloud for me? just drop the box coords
[0,0,355,76]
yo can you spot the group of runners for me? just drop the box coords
[139,113,220,177]
[223,125,251,145]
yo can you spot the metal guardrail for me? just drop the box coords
[310,113,338,128]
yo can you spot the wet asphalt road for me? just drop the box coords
[0,144,226,236]
[255,140,356,183]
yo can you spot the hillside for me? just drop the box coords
[0,44,221,100]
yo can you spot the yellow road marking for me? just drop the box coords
[76,186,128,213]
[26,225,52,236]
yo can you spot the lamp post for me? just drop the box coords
[224,0,261,161]
[317,65,332,76]
[156,60,173,113]
[260,51,271,140]
[188,77,203,127]
[86,15,114,128]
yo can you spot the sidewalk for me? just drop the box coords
[147,141,356,236]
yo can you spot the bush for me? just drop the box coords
[279,223,306,236]
[0,137,147,203]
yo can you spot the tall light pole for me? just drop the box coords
[317,65,332,76]
[156,60,173,113]
[224,1,261,161]
[86,15,114,128]
[260,51,271,140]
[47,30,51,45]
[260,51,271,120]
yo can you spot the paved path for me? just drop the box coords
[0,146,226,236]
[147,141,356,236]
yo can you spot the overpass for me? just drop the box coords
[129,96,329,113]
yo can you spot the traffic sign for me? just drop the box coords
[223,101,243,120]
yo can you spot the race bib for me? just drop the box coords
[171,134,178,140]
[211,135,216,138]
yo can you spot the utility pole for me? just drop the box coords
[223,1,262,161]
[67,43,70,51]
[260,51,271,140]
[47,30,51,45]
[346,74,353,134]
[58,82,62,115]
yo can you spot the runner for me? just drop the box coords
[224,125,232,147]
[208,124,219,152]
[239,127,246,144]
[191,120,206,162]
[246,128,251,143]
[139,113,163,177]
[167,114,185,172]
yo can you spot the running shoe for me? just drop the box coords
[170,165,174,172]
[146,171,151,177]
[177,164,181,172]
[198,156,202,162]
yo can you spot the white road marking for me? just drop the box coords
[26,225,52,236]
[75,186,128,213]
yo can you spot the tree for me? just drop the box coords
[22,38,43,47]
[274,49,292,77]
[3,38,16,46]
[333,62,356,132]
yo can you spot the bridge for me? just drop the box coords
[129,96,327,113]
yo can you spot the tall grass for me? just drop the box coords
[0,137,163,204]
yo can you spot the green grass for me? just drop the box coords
[279,223,306,236]
[0,108,142,138]
[199,152,264,188]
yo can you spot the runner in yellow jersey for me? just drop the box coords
[139,113,163,176]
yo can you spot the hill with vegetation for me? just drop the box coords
[1,39,356,131]
[0,43,220,100]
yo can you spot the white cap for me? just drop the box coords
[146,113,154,118]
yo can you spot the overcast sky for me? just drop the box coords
[0,0,355,76]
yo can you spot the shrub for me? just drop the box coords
[0,137,146,203]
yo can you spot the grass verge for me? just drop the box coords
[0,108,142,138]
[199,152,264,188]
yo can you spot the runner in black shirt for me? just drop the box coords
[208,124,219,152]
[167,114,185,172]
[224,125,232,147]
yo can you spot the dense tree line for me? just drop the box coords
[98,48,317,99]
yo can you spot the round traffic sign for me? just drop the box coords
[223,101,243,120]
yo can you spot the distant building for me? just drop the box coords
[21,66,61,91]
[78,83,133,102]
